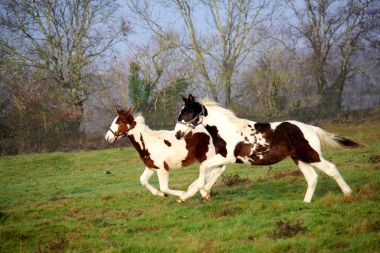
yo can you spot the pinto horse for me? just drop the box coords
[105,108,226,202]
[174,94,363,202]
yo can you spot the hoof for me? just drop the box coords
[204,194,211,201]
[156,190,166,197]
[164,193,168,197]
[177,198,185,203]
[344,191,352,196]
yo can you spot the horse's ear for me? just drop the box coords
[181,95,187,103]
[116,107,121,114]
[126,108,131,115]
[188,94,195,104]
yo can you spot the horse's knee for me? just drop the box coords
[304,170,318,186]
[308,176,318,188]
[314,160,340,177]
[327,164,341,178]
[140,177,147,186]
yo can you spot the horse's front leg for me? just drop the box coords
[177,165,227,203]
[203,165,227,193]
[156,168,186,197]
[197,156,230,200]
[140,167,167,197]
[197,163,209,198]
[177,177,200,203]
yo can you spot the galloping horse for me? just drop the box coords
[174,94,363,202]
[105,108,226,202]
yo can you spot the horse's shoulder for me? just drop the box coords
[192,125,209,135]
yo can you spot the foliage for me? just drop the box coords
[0,123,379,252]
[128,62,154,112]
[0,66,131,155]
[0,69,78,155]
[128,61,188,128]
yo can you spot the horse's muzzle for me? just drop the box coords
[175,130,184,140]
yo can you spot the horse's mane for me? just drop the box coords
[134,113,144,122]
[199,97,242,124]
[134,114,171,137]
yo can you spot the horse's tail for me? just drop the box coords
[311,126,364,149]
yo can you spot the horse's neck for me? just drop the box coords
[204,107,235,126]
[204,106,248,132]
[127,121,153,141]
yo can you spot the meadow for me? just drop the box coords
[0,123,379,252]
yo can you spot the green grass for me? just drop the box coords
[1,123,379,252]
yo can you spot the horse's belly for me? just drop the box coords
[235,143,290,165]
[236,154,287,166]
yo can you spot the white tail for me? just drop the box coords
[311,126,362,149]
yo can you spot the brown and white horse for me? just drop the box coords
[105,108,226,202]
[174,94,363,202]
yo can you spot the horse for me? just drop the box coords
[105,108,226,202]
[174,94,363,202]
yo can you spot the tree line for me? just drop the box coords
[1,0,379,155]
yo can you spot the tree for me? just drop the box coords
[0,64,76,155]
[128,62,157,112]
[284,0,380,118]
[126,33,193,113]
[127,59,187,128]
[126,0,281,107]
[237,45,301,121]
[0,0,130,129]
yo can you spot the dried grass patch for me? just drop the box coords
[268,220,307,239]
[221,173,251,187]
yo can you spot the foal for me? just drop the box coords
[105,108,226,202]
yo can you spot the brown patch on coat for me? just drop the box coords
[233,122,320,166]
[277,122,320,163]
[114,109,137,136]
[164,139,171,147]
[163,161,169,171]
[234,142,253,163]
[291,156,300,165]
[181,132,211,166]
[254,122,271,134]
[128,134,157,169]
[205,125,227,157]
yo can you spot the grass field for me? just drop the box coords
[1,123,379,252]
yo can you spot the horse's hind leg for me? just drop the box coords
[312,158,352,196]
[295,160,318,203]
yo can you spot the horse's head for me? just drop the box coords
[176,94,207,138]
[105,108,136,143]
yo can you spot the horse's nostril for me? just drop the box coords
[175,131,182,140]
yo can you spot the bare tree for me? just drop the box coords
[127,0,281,107]
[237,43,303,120]
[284,0,380,117]
[0,0,130,129]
